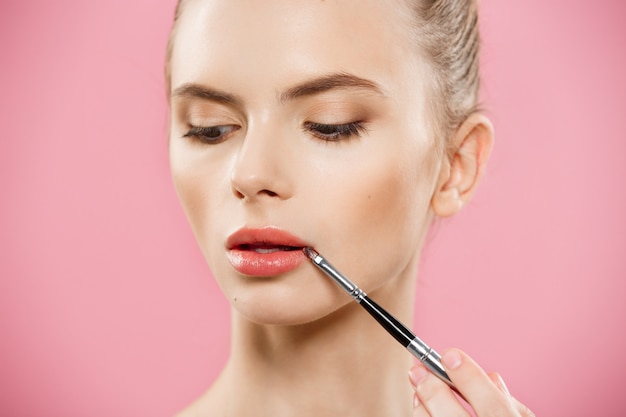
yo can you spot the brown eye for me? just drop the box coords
[183,125,240,144]
[304,121,367,141]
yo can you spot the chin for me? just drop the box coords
[229,284,349,326]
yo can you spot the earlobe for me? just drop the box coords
[431,113,494,217]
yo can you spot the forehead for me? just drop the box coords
[169,0,425,96]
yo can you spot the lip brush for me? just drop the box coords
[303,247,463,398]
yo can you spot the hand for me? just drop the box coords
[408,348,534,417]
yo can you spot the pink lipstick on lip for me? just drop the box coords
[226,227,309,276]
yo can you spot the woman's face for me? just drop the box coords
[169,0,443,324]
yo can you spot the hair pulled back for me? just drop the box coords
[411,0,481,153]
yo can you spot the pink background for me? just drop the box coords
[1,1,625,416]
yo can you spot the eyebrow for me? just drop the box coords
[171,73,385,107]
[280,72,386,102]
[171,83,244,107]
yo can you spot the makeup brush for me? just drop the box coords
[304,247,464,399]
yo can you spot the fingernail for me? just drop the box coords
[413,392,420,408]
[442,350,462,370]
[496,374,511,396]
[408,365,428,386]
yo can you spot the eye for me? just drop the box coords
[304,121,367,141]
[182,124,240,144]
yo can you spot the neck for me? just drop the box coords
[213,262,419,417]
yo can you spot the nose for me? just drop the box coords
[230,125,293,202]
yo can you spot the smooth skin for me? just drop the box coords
[168,0,533,416]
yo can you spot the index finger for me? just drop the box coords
[441,348,518,416]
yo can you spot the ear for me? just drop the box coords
[431,113,494,217]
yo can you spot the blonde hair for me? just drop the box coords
[411,0,482,154]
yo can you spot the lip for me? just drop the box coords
[226,227,310,276]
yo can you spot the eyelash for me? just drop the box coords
[182,125,240,144]
[182,121,367,144]
[304,121,367,141]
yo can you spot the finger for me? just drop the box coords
[412,392,431,417]
[487,372,511,397]
[510,397,535,417]
[409,371,432,416]
[488,372,535,417]
[514,398,535,417]
[441,349,517,417]
[409,362,470,417]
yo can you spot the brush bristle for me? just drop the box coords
[303,247,318,260]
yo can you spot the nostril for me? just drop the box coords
[232,187,279,200]
[261,189,278,197]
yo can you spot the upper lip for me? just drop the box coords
[226,227,310,250]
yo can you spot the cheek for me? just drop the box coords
[354,161,426,245]
[169,142,230,255]
[313,145,436,286]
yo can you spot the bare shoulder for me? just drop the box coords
[174,397,219,417]
[174,388,221,417]
[174,399,203,417]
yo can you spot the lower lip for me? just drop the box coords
[227,248,306,276]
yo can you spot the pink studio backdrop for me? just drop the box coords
[1,1,625,416]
